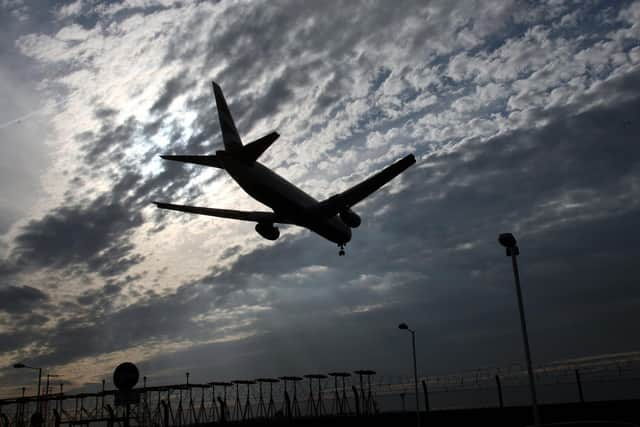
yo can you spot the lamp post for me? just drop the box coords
[14,363,42,410]
[498,233,540,426]
[398,322,420,427]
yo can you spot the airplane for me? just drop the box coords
[153,82,416,256]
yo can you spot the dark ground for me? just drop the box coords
[225,399,640,426]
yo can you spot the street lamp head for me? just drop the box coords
[498,233,517,248]
[14,363,26,369]
[498,233,520,256]
[398,322,409,330]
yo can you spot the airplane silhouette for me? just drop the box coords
[154,82,416,256]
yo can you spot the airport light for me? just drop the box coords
[14,363,43,410]
[398,322,420,427]
[498,233,540,426]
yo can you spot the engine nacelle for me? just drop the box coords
[340,208,361,228]
[255,222,280,240]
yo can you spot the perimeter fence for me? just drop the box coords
[1,355,639,427]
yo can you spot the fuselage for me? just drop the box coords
[218,151,352,245]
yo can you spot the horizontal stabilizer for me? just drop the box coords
[154,202,283,223]
[160,155,223,168]
[319,154,416,216]
[241,131,279,163]
[212,82,243,152]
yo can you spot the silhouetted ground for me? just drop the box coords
[215,399,639,426]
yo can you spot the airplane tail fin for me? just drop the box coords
[211,82,280,163]
[212,82,243,152]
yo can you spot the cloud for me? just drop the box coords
[0,64,51,236]
[81,115,139,165]
[150,71,194,115]
[1,0,640,395]
[0,0,29,22]
[55,0,84,20]
[11,195,144,277]
[0,285,49,314]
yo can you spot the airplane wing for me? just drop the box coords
[160,155,223,168]
[154,202,283,223]
[318,154,416,216]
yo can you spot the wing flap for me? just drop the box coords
[154,202,278,223]
[319,154,416,216]
[160,155,223,168]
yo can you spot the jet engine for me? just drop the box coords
[339,208,361,228]
[255,222,280,240]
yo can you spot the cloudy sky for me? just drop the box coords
[1,0,639,396]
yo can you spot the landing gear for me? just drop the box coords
[338,244,346,256]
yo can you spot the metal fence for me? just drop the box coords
[376,356,640,412]
[2,356,639,427]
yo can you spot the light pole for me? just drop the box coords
[498,233,540,426]
[398,322,420,427]
[14,363,42,411]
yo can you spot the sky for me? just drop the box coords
[1,0,639,397]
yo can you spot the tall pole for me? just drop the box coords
[36,368,42,413]
[101,380,105,418]
[58,383,63,413]
[411,329,420,427]
[44,374,51,421]
[510,249,540,426]
[575,369,584,403]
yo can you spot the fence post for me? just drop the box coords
[495,375,504,408]
[105,404,115,427]
[161,401,169,427]
[216,397,226,424]
[352,386,360,416]
[575,369,584,403]
[421,380,430,413]
[283,391,291,421]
